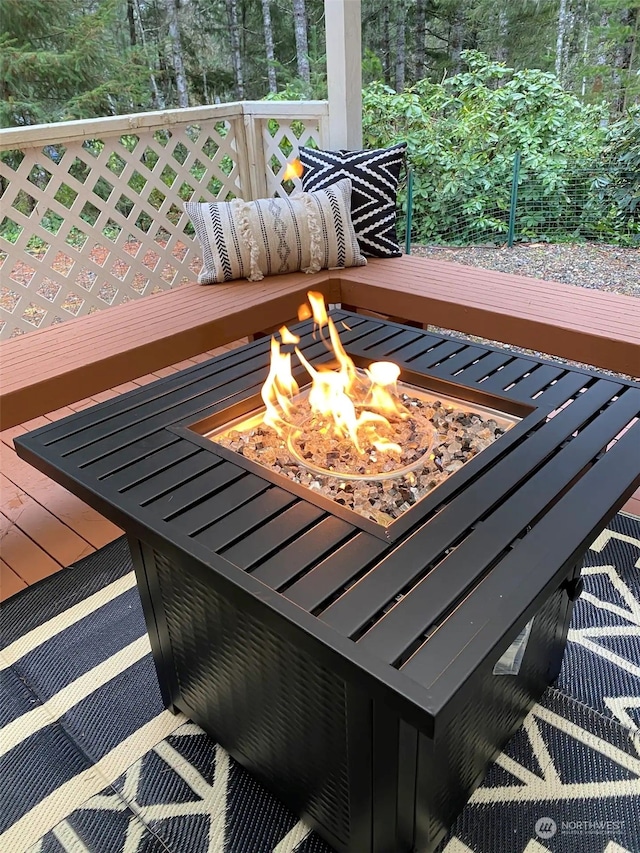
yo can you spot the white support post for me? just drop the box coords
[324,0,362,150]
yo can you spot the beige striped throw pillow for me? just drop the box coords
[184,177,366,284]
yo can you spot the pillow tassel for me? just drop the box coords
[300,193,322,275]
[231,199,264,281]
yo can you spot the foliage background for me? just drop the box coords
[1,0,638,245]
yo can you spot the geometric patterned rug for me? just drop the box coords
[1,513,639,853]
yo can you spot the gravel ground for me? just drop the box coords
[411,243,640,297]
[409,242,639,380]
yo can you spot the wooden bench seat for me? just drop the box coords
[0,272,339,430]
[337,255,640,378]
[1,255,638,432]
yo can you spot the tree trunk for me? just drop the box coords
[292,0,310,85]
[555,0,578,84]
[613,7,636,114]
[127,0,137,46]
[261,0,278,93]
[580,2,591,99]
[226,0,245,98]
[395,2,406,90]
[555,0,568,77]
[382,3,391,85]
[450,10,466,74]
[496,5,508,63]
[163,0,188,107]
[134,0,164,108]
[415,0,426,80]
[624,7,639,111]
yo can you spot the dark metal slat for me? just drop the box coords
[193,488,296,552]
[319,378,622,637]
[372,333,443,363]
[402,419,640,700]
[531,371,590,407]
[171,474,269,536]
[427,346,490,379]
[250,516,354,589]
[56,321,389,466]
[406,339,467,370]
[101,442,201,491]
[478,357,537,392]
[452,351,513,384]
[349,326,417,352]
[127,451,223,505]
[33,312,367,447]
[146,460,245,520]
[42,340,271,444]
[367,329,431,357]
[284,534,390,612]
[221,502,325,569]
[358,387,640,663]
[503,364,565,401]
[85,432,180,479]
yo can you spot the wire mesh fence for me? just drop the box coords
[402,155,640,249]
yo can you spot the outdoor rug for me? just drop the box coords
[1,513,639,853]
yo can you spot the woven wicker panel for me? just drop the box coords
[414,582,570,849]
[153,549,353,846]
[0,104,328,339]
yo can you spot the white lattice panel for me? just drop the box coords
[261,115,326,198]
[0,102,329,339]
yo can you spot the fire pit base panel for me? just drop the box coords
[131,537,580,853]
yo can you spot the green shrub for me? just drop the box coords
[362,51,634,245]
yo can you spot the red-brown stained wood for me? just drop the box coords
[337,257,640,377]
[0,510,63,585]
[624,494,640,519]
[0,473,93,567]
[0,560,27,601]
[0,274,338,429]
[0,444,122,549]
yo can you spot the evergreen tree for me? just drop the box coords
[0,0,151,126]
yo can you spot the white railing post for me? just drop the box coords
[240,110,269,200]
[324,0,362,149]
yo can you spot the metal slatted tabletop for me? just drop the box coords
[15,312,640,853]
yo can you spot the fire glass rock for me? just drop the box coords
[214,391,511,527]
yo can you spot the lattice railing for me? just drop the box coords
[0,101,329,339]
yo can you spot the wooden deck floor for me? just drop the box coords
[0,341,248,601]
[1,339,639,603]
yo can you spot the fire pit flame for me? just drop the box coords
[261,336,299,430]
[261,292,413,461]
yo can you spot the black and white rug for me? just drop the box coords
[1,514,639,853]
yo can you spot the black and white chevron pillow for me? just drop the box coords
[299,143,407,258]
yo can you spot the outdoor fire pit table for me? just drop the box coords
[16,310,640,853]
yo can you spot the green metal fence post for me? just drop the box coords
[405,166,414,255]
[507,152,521,248]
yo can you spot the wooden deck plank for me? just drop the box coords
[0,443,122,550]
[1,560,28,598]
[0,510,63,585]
[0,473,93,567]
